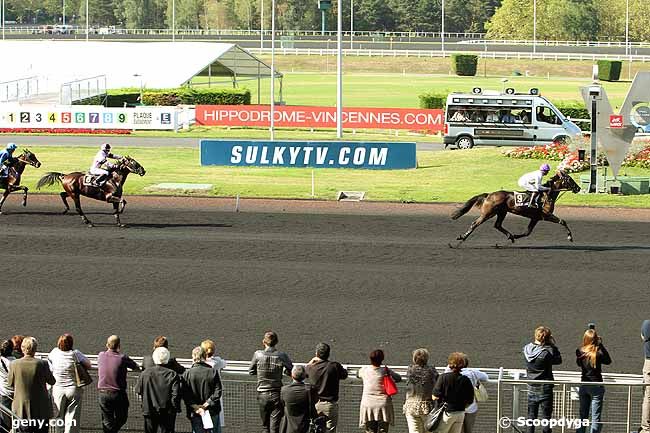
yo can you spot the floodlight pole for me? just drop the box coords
[172,0,175,42]
[336,0,343,138]
[63,0,66,26]
[441,0,445,54]
[625,0,629,57]
[260,0,264,49]
[1,0,5,40]
[270,0,276,140]
[533,0,537,54]
[350,0,353,48]
[85,0,89,41]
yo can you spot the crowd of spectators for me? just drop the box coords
[2,321,650,433]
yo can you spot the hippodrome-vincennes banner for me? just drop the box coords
[200,140,417,170]
[196,105,444,131]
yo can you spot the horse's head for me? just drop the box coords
[120,156,146,176]
[548,170,581,193]
[18,149,41,168]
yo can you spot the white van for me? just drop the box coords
[443,88,582,149]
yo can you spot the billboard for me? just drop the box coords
[200,140,417,170]
[196,105,444,132]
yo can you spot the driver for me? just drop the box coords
[518,163,551,208]
[90,143,122,187]
[0,143,18,178]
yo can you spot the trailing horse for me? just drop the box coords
[0,149,42,214]
[37,156,146,227]
[451,170,581,245]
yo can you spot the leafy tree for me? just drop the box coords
[353,0,394,31]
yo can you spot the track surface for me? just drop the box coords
[1,195,648,373]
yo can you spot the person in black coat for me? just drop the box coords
[135,347,181,433]
[142,336,185,375]
[280,365,317,433]
[182,347,223,433]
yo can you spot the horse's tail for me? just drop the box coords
[451,193,488,220]
[36,172,65,190]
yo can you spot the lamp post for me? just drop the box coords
[1,0,5,41]
[260,0,264,49]
[85,0,89,41]
[625,0,629,56]
[172,0,175,42]
[441,0,445,54]
[336,0,342,138]
[270,0,276,140]
[533,0,537,54]
[62,0,66,26]
[350,0,353,48]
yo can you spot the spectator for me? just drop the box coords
[358,349,402,433]
[640,320,650,433]
[447,354,488,433]
[450,110,469,122]
[97,335,141,433]
[201,340,227,432]
[403,348,438,433]
[500,110,517,123]
[48,334,91,433]
[249,331,293,433]
[182,347,223,433]
[280,365,317,433]
[11,336,24,359]
[0,340,15,433]
[485,111,500,122]
[576,328,611,433]
[523,326,562,433]
[142,336,185,375]
[432,352,474,433]
[306,342,348,433]
[7,337,56,433]
[135,347,181,433]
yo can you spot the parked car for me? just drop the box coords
[53,24,76,34]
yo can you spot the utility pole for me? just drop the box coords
[336,0,342,138]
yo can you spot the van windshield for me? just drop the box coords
[536,106,563,125]
[447,105,532,124]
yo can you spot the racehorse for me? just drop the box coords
[0,149,42,214]
[36,156,146,227]
[451,170,581,245]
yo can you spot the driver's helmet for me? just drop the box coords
[540,163,551,173]
[6,143,17,151]
[101,143,111,152]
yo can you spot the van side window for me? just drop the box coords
[449,108,470,122]
[537,107,561,125]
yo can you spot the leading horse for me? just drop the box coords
[451,170,581,245]
[36,156,146,227]
[0,149,42,214]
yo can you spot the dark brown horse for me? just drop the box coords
[36,156,146,227]
[0,149,42,214]
[451,170,581,245]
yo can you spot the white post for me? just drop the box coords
[350,0,353,48]
[441,0,445,54]
[85,0,89,41]
[270,0,275,140]
[1,0,4,41]
[260,0,264,49]
[172,0,175,42]
[625,0,629,56]
[533,0,537,54]
[311,170,315,197]
[336,0,343,139]
[62,0,66,26]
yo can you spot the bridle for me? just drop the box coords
[16,150,41,168]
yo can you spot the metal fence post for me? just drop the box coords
[497,367,503,433]
[561,383,567,433]
[627,385,633,433]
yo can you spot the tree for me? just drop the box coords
[353,0,394,31]
[485,0,532,39]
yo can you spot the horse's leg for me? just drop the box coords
[543,213,574,242]
[120,199,127,214]
[457,213,492,242]
[21,186,28,206]
[513,218,540,240]
[112,201,126,228]
[0,189,10,214]
[72,194,93,227]
[493,210,515,242]
[60,192,71,214]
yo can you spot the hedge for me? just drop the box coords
[597,60,622,81]
[418,92,448,109]
[555,101,590,130]
[451,54,478,76]
[73,87,251,107]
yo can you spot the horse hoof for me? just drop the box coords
[456,236,463,241]
[86,223,94,228]
[568,236,574,242]
[22,202,27,207]
[62,209,68,215]
[118,224,128,228]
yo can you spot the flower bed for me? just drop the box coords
[0,128,132,135]
[502,141,571,160]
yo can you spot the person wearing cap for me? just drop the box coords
[89,143,122,187]
[518,164,552,208]
[135,347,182,433]
[0,143,18,178]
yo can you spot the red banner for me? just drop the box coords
[196,105,444,131]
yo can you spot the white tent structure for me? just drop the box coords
[0,41,281,103]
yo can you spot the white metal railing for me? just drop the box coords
[59,75,107,105]
[247,47,650,62]
[0,76,39,102]
[463,39,650,48]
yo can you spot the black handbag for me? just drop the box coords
[73,351,93,387]
[424,401,447,432]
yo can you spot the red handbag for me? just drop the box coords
[382,366,399,396]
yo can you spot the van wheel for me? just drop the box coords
[455,136,474,149]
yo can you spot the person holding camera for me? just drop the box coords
[575,326,611,433]
[523,326,562,433]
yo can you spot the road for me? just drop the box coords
[1,195,648,373]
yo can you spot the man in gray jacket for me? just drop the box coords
[641,320,650,433]
[249,331,293,433]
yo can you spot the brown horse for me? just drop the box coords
[451,170,581,245]
[0,149,42,214]
[36,156,146,227]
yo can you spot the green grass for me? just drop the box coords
[20,146,650,207]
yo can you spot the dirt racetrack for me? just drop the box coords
[1,195,649,373]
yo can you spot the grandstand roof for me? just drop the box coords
[0,41,280,93]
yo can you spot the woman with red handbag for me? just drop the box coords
[357,349,402,433]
